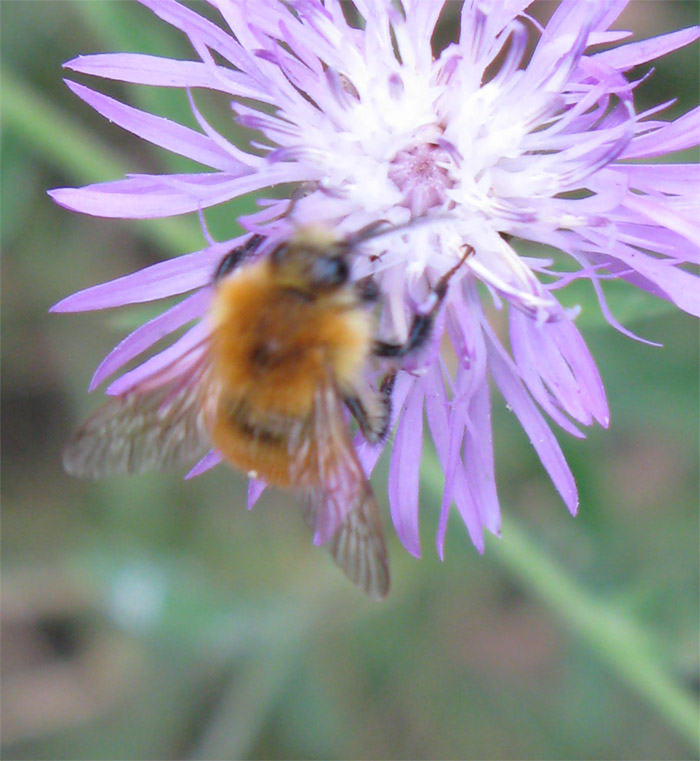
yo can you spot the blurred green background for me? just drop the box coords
[1,1,698,759]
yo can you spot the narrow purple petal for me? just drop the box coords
[64,53,267,100]
[185,90,266,170]
[623,193,699,245]
[138,0,254,73]
[614,219,699,260]
[593,27,700,70]
[424,363,485,557]
[546,319,609,427]
[511,311,609,429]
[623,106,700,158]
[64,80,247,171]
[510,311,587,437]
[582,232,700,317]
[186,450,221,479]
[613,163,700,194]
[572,255,665,345]
[207,3,303,98]
[484,322,579,515]
[388,380,425,557]
[49,173,250,219]
[445,290,501,536]
[276,19,325,76]
[592,0,630,33]
[403,0,446,37]
[587,31,632,48]
[247,478,266,508]
[50,239,238,312]
[526,6,592,91]
[462,369,501,535]
[48,164,312,219]
[622,262,700,318]
[435,365,467,551]
[459,1,529,61]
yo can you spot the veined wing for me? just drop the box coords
[325,488,390,600]
[299,378,390,600]
[64,355,217,479]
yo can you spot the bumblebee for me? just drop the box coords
[64,223,471,598]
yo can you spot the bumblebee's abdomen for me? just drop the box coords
[210,393,303,487]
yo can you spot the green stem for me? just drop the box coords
[422,459,700,752]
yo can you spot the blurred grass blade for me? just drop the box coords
[422,455,700,753]
[489,517,699,752]
[190,649,297,760]
[1,68,202,255]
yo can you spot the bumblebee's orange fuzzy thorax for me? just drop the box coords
[208,260,372,417]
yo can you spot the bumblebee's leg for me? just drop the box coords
[373,244,473,358]
[344,373,396,444]
[212,234,265,283]
[353,276,380,304]
[346,219,392,245]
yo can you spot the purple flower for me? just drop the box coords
[51,1,700,560]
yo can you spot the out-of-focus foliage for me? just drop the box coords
[1,2,697,759]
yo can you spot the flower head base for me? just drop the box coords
[52,1,699,563]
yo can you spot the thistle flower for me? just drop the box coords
[51,0,700,561]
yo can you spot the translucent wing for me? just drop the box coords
[299,378,390,599]
[64,357,217,479]
[325,490,390,600]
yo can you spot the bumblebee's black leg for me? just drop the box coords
[213,234,265,283]
[346,219,392,244]
[344,373,396,444]
[354,276,380,303]
[379,370,397,398]
[373,244,473,358]
[344,396,373,439]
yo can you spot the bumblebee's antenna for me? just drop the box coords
[283,182,452,247]
[284,182,320,221]
[346,213,452,247]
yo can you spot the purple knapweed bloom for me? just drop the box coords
[52,0,700,561]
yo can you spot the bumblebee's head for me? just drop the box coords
[269,225,353,293]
